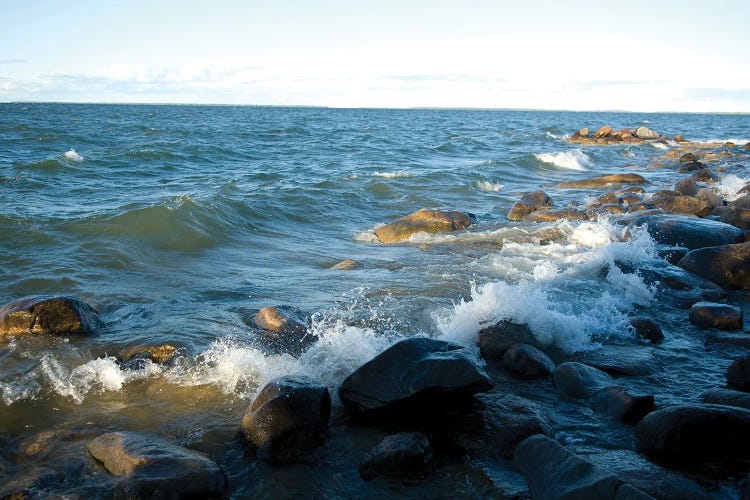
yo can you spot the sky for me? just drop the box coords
[1,0,749,112]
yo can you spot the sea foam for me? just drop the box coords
[475,180,504,192]
[372,171,411,179]
[63,149,83,162]
[716,174,750,201]
[534,149,590,170]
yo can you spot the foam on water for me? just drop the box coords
[545,131,570,141]
[474,180,504,192]
[372,171,412,179]
[716,174,750,201]
[649,142,669,149]
[692,138,750,146]
[534,149,590,170]
[63,149,83,162]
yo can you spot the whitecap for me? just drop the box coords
[715,174,750,201]
[63,149,83,162]
[534,149,590,171]
[475,180,504,192]
[546,131,570,141]
[649,142,669,149]
[691,138,749,146]
[372,171,412,179]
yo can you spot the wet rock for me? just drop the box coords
[695,188,723,209]
[678,161,706,173]
[679,152,698,163]
[557,173,648,189]
[612,128,633,140]
[523,208,588,222]
[331,259,357,270]
[118,344,178,370]
[674,178,699,196]
[646,196,712,217]
[513,434,651,500]
[619,193,644,206]
[635,404,750,464]
[689,168,719,183]
[501,343,554,379]
[591,387,655,424]
[706,332,750,349]
[701,388,750,410]
[651,189,680,198]
[0,467,65,500]
[594,125,613,138]
[730,194,750,209]
[678,241,750,289]
[629,318,664,343]
[374,209,472,244]
[339,337,493,419]
[727,355,750,392]
[635,126,660,139]
[87,431,227,498]
[241,376,330,464]
[507,190,553,221]
[478,320,536,361]
[0,296,104,337]
[21,429,73,457]
[358,432,432,481]
[689,302,743,330]
[569,346,656,376]
[630,214,745,250]
[720,206,750,229]
[571,127,589,140]
[552,362,614,399]
[618,185,648,195]
[253,306,316,356]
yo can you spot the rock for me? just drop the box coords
[678,161,706,173]
[689,168,719,183]
[339,337,493,418]
[646,196,712,217]
[679,152,698,163]
[635,404,750,463]
[569,346,656,376]
[87,431,226,498]
[374,209,472,244]
[478,320,536,361]
[571,127,589,139]
[253,306,316,356]
[523,208,588,222]
[651,189,680,198]
[721,206,750,229]
[727,355,750,392]
[594,125,613,138]
[358,432,432,481]
[501,343,555,379]
[630,318,664,343]
[513,434,651,500]
[689,302,743,330]
[701,388,750,410]
[591,386,655,424]
[731,195,750,209]
[507,190,553,221]
[241,376,330,464]
[597,192,619,204]
[118,344,178,370]
[674,179,699,196]
[695,188,723,209]
[678,242,750,288]
[557,173,649,189]
[707,332,750,349]
[0,296,104,337]
[552,362,614,399]
[618,185,647,195]
[331,259,357,270]
[612,128,633,140]
[632,214,745,250]
[635,126,660,139]
[619,193,644,206]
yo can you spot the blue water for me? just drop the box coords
[2,103,750,497]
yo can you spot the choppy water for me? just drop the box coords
[2,103,750,497]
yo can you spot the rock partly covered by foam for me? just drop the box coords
[374,209,473,244]
[87,431,227,498]
[507,189,553,221]
[117,344,178,370]
[689,302,743,330]
[678,242,750,289]
[523,208,588,223]
[557,173,648,189]
[253,306,316,356]
[358,432,432,481]
[339,337,493,418]
[241,376,330,464]
[0,296,104,337]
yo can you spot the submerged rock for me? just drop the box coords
[87,431,226,498]
[374,209,472,244]
[557,173,648,189]
[358,432,432,481]
[629,318,664,343]
[501,343,555,379]
[631,214,745,250]
[339,337,493,418]
[727,355,750,392]
[478,320,537,361]
[0,296,104,337]
[678,242,750,289]
[701,388,750,410]
[241,376,330,464]
[591,387,655,424]
[331,258,357,270]
[118,344,178,369]
[689,302,743,330]
[552,362,614,399]
[569,346,656,376]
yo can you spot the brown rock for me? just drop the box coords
[557,173,649,189]
[678,241,750,289]
[374,209,472,244]
[507,190,553,221]
[674,134,684,142]
[679,152,698,163]
[678,161,706,173]
[0,296,104,337]
[524,209,588,223]
[674,179,698,196]
[647,196,712,217]
[619,193,643,206]
[617,185,647,195]
[721,206,750,229]
[597,192,619,205]
[695,188,724,209]
[593,125,613,139]
[634,126,660,139]
[332,259,357,270]
[689,302,743,330]
[118,344,178,369]
[611,128,633,140]
[745,143,750,151]
[689,168,719,183]
[725,142,736,148]
[571,127,589,140]
[255,306,306,334]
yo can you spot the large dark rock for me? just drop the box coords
[727,355,750,392]
[720,206,750,229]
[513,434,651,500]
[507,190,553,221]
[374,209,473,244]
[591,386,655,424]
[358,432,432,481]
[689,302,743,330]
[501,343,554,379]
[478,320,536,361]
[339,337,493,418]
[629,318,664,343]
[678,242,750,289]
[241,376,330,464]
[87,431,227,498]
[552,362,614,399]
[252,306,317,356]
[630,214,744,250]
[701,388,750,410]
[635,404,750,463]
[0,296,104,337]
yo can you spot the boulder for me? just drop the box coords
[374,209,472,244]
[720,206,750,229]
[523,208,588,223]
[701,388,750,410]
[0,296,104,336]
[630,214,745,250]
[695,188,723,209]
[619,193,644,206]
[571,127,589,140]
[679,152,698,163]
[689,168,719,183]
[501,343,555,379]
[618,185,647,195]
[87,431,226,498]
[612,128,633,140]
[727,355,750,392]
[507,190,553,221]
[646,196,712,217]
[339,337,493,418]
[597,192,620,205]
[674,179,699,196]
[241,376,330,464]
[478,320,536,361]
[677,242,750,288]
[557,173,648,189]
[253,306,316,356]
[552,362,614,399]
[678,161,706,173]
[591,386,655,424]
[635,404,750,463]
[635,126,660,139]
[569,346,656,376]
[730,195,750,209]
[594,125,613,138]
[513,434,651,500]
[117,344,178,370]
[689,302,743,330]
[629,318,664,343]
[650,190,680,198]
[358,432,432,481]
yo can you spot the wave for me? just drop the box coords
[63,149,83,162]
[474,180,504,192]
[545,131,570,141]
[691,138,750,146]
[715,174,750,201]
[372,171,412,179]
[534,149,590,171]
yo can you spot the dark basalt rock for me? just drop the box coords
[479,320,537,362]
[591,386,655,424]
[727,355,750,392]
[689,302,743,330]
[87,431,227,498]
[0,296,104,337]
[501,343,555,379]
[358,432,432,481]
[552,362,614,399]
[678,242,750,289]
[701,388,750,410]
[630,214,745,250]
[339,337,493,419]
[635,404,750,464]
[629,318,664,343]
[241,376,330,464]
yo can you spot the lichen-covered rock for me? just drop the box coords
[689,302,743,330]
[0,296,104,337]
[374,209,472,244]
[358,432,432,481]
[557,173,648,189]
[678,242,750,289]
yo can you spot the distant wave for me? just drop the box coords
[63,149,83,162]
[534,149,590,171]
[372,171,412,179]
[474,180,504,192]
[545,131,570,141]
[691,138,750,146]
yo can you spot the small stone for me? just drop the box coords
[689,302,743,330]
[358,432,432,481]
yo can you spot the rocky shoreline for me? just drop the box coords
[3,126,750,498]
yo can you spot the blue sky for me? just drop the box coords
[2,0,749,111]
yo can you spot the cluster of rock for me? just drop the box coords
[570,125,665,145]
